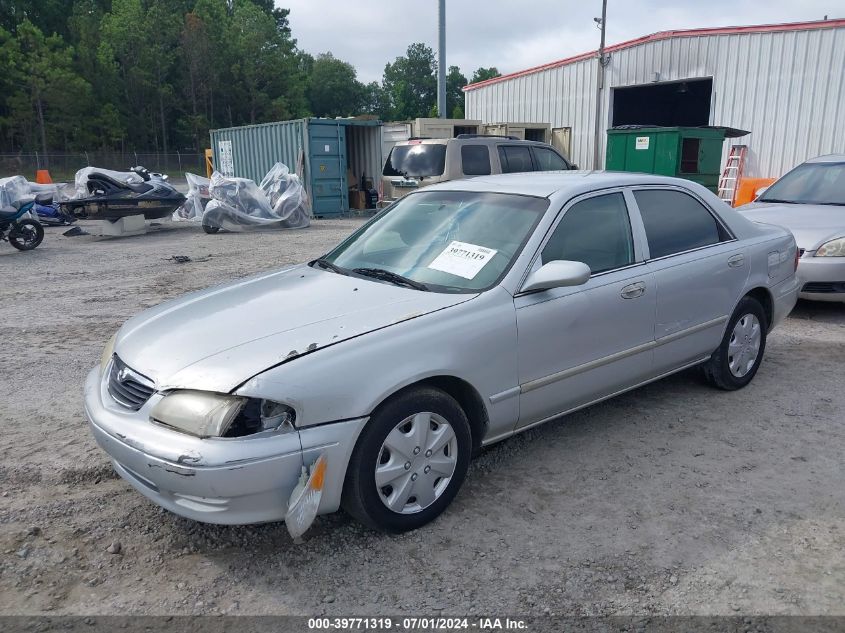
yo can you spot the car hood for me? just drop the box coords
[739,202,845,250]
[114,264,475,392]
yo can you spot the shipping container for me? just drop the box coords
[210,118,383,217]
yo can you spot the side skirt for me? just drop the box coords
[480,355,712,447]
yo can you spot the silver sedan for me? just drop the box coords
[85,172,799,535]
[741,154,845,302]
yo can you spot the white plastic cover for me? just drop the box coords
[0,176,33,211]
[73,167,143,198]
[202,162,311,231]
[173,172,210,221]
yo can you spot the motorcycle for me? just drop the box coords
[0,195,45,251]
[60,165,185,221]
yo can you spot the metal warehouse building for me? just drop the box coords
[464,18,845,179]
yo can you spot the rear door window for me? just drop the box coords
[497,145,535,173]
[633,189,725,259]
[461,145,492,176]
[532,146,570,171]
[383,144,447,178]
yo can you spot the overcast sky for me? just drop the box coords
[280,1,837,84]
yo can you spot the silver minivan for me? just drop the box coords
[382,135,576,202]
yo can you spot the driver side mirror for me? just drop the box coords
[521,260,591,292]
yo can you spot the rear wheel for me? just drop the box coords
[9,220,44,251]
[702,296,767,390]
[342,387,471,532]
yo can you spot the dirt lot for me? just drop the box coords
[0,219,843,617]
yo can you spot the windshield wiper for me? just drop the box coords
[310,258,348,275]
[758,198,797,204]
[352,267,429,291]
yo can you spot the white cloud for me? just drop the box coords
[280,0,838,83]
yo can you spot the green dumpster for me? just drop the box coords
[605,126,748,193]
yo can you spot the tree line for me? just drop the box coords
[0,0,501,156]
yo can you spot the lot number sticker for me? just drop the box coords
[635,136,650,150]
[428,241,498,279]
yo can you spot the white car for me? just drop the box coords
[741,154,845,302]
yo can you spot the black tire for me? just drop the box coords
[202,224,220,234]
[9,220,44,251]
[702,296,768,390]
[342,387,472,533]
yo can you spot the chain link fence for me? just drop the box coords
[0,152,207,182]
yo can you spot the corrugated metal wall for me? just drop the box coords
[346,124,384,188]
[465,25,845,178]
[210,120,306,183]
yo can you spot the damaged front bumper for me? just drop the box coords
[83,367,366,527]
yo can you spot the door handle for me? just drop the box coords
[728,254,745,268]
[621,281,646,299]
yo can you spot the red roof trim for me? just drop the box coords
[463,18,845,91]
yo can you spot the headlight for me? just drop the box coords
[150,391,296,438]
[816,238,845,257]
[100,333,117,376]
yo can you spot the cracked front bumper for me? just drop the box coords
[84,367,366,525]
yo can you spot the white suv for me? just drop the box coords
[382,135,576,202]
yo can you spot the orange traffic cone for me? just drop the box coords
[35,169,53,184]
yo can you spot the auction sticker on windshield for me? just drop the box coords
[428,241,498,279]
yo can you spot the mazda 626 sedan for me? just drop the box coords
[85,172,799,536]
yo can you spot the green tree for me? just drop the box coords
[470,66,500,84]
[306,53,364,118]
[360,81,392,120]
[382,43,437,120]
[445,65,467,119]
[4,20,92,158]
[1,0,70,38]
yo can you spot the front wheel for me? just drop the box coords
[202,223,220,234]
[9,220,44,251]
[702,296,767,390]
[342,387,472,532]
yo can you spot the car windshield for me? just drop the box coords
[321,190,548,292]
[759,161,845,206]
[383,144,447,178]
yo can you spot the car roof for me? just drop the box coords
[805,154,845,164]
[429,170,701,198]
[393,137,550,147]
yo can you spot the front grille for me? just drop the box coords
[107,355,155,410]
[802,281,845,294]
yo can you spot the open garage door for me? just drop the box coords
[612,78,713,127]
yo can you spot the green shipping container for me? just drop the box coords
[210,118,383,217]
[605,126,747,193]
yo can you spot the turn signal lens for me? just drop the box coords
[285,455,327,540]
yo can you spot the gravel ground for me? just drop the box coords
[0,219,843,616]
